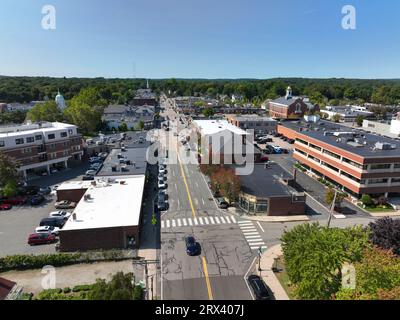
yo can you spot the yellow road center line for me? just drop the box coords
[177,152,197,219]
[202,256,214,300]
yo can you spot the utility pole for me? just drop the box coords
[327,189,337,228]
[132,259,159,300]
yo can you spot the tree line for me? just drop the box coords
[1,76,400,107]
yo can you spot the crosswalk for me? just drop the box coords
[238,220,267,251]
[161,215,237,229]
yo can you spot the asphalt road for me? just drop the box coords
[159,107,254,300]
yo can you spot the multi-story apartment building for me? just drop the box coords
[278,119,400,198]
[226,114,277,134]
[0,122,83,178]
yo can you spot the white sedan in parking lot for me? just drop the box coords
[49,210,71,220]
[35,225,60,235]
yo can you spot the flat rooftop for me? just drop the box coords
[194,119,249,136]
[281,119,400,158]
[61,176,145,231]
[238,164,297,198]
[232,115,277,122]
[0,122,76,137]
[96,146,148,176]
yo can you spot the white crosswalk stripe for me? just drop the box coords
[238,220,267,251]
[161,215,237,229]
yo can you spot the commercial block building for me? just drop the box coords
[0,122,83,178]
[58,176,145,251]
[238,164,306,216]
[226,114,277,134]
[278,119,400,198]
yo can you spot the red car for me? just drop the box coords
[27,233,57,246]
[260,155,269,162]
[0,203,12,210]
[2,196,27,205]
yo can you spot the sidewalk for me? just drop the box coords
[227,207,310,222]
[259,244,289,300]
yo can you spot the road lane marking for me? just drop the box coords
[215,217,220,224]
[172,220,176,227]
[256,221,265,233]
[166,220,170,228]
[230,216,237,223]
[182,218,187,226]
[201,257,214,300]
[177,153,197,218]
[161,221,165,228]
[177,219,182,227]
[220,217,226,224]
[188,218,193,226]
[250,246,267,250]
[194,218,198,225]
[209,217,215,224]
[204,217,209,224]
[240,226,257,230]
[242,232,259,236]
[248,242,266,246]
[199,217,204,224]
[244,235,263,239]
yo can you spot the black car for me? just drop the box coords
[215,197,229,209]
[39,217,65,228]
[248,275,273,300]
[281,148,289,154]
[30,194,45,205]
[185,235,201,256]
[82,175,95,181]
[20,185,40,196]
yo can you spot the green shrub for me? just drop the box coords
[72,284,93,292]
[361,194,373,206]
[63,287,71,294]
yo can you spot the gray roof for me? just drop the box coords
[270,97,303,106]
[96,146,148,177]
[238,164,295,198]
[282,119,400,158]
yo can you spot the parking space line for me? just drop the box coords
[256,221,265,233]
[172,220,176,227]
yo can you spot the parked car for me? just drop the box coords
[49,210,71,220]
[82,175,95,181]
[260,155,269,162]
[288,139,295,144]
[158,172,165,180]
[0,203,12,210]
[35,225,60,235]
[85,170,97,176]
[159,167,167,174]
[281,148,289,154]
[39,217,65,228]
[157,198,168,211]
[30,194,45,206]
[90,162,102,169]
[215,197,229,209]
[98,152,108,159]
[28,233,57,246]
[247,275,273,300]
[54,200,76,209]
[271,146,282,154]
[39,186,52,195]
[22,185,40,196]
[185,235,201,256]
[2,196,27,205]
[89,156,102,163]
[158,180,167,189]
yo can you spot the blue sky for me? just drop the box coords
[0,0,399,79]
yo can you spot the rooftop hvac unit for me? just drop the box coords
[111,165,117,172]
[84,194,91,201]
[375,142,396,150]
[72,213,77,220]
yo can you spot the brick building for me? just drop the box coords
[226,114,277,134]
[0,122,83,179]
[278,119,400,198]
[268,86,317,119]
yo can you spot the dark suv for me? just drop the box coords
[39,217,65,228]
[185,235,201,256]
[215,197,229,209]
[248,275,273,300]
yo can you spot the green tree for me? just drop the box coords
[1,181,18,197]
[138,120,145,130]
[360,194,373,207]
[118,122,128,132]
[281,223,370,300]
[332,113,341,123]
[355,115,365,127]
[202,107,214,118]
[0,152,20,187]
[325,187,345,207]
[27,101,63,122]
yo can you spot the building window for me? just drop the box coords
[295,148,307,156]
[68,129,74,135]
[369,178,388,184]
[35,135,42,140]
[391,178,400,183]
[309,143,322,151]
[394,163,400,169]
[26,137,34,143]
[323,149,341,159]
[22,148,32,154]
[61,132,68,138]
[370,164,391,170]
[341,171,361,183]
[48,134,55,140]
[342,158,367,170]
[296,138,308,146]
[0,141,4,147]
[15,138,24,145]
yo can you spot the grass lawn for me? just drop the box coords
[357,204,395,213]
[273,256,297,300]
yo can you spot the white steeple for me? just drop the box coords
[285,86,292,100]
[55,89,66,110]
[146,79,149,89]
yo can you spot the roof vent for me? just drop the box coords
[375,142,396,150]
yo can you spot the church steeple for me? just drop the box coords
[146,79,149,89]
[285,86,292,100]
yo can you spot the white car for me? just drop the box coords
[35,225,60,235]
[158,180,167,189]
[159,167,167,174]
[49,210,71,220]
[90,163,101,170]
[85,170,97,176]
